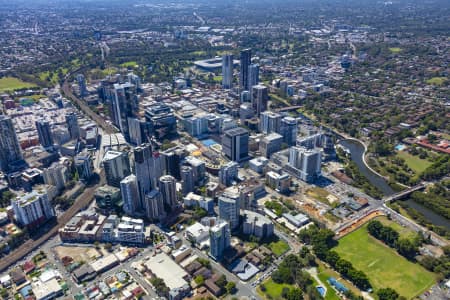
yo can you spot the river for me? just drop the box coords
[339,139,450,229]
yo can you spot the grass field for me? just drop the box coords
[306,187,331,204]
[268,240,290,257]
[334,225,436,299]
[396,151,432,174]
[426,77,447,86]
[0,77,37,92]
[375,216,416,240]
[389,47,403,53]
[120,61,138,68]
[257,279,293,300]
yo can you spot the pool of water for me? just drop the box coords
[395,144,406,151]
[316,286,325,297]
[201,139,217,147]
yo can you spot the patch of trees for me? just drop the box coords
[271,251,322,300]
[344,161,383,199]
[150,277,170,297]
[298,226,371,291]
[367,220,419,260]
[377,288,405,300]
[264,200,287,217]
[410,183,450,220]
[419,245,450,279]
[421,155,450,181]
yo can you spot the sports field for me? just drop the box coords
[0,77,37,92]
[334,225,435,299]
[257,279,293,300]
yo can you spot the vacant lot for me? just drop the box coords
[0,77,37,92]
[335,225,435,299]
[426,77,447,86]
[396,151,432,174]
[54,246,101,263]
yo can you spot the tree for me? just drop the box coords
[286,288,303,300]
[395,238,417,260]
[377,288,399,300]
[194,275,205,285]
[225,281,236,294]
[216,274,227,289]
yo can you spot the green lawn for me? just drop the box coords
[334,225,436,299]
[268,240,290,257]
[389,47,403,53]
[257,279,293,300]
[0,77,37,92]
[120,61,138,68]
[316,271,340,300]
[396,151,432,174]
[213,75,222,82]
[375,216,416,240]
[426,77,447,86]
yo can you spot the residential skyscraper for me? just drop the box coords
[144,190,165,221]
[248,63,259,90]
[288,146,322,183]
[35,120,54,148]
[74,151,94,180]
[209,219,231,261]
[0,115,23,172]
[133,144,153,209]
[121,175,139,216]
[222,54,234,89]
[65,112,80,140]
[102,150,131,187]
[239,48,252,91]
[161,148,184,180]
[158,175,178,211]
[112,82,139,141]
[43,162,68,191]
[218,194,240,230]
[218,161,238,187]
[280,117,298,146]
[260,111,282,134]
[222,127,249,162]
[251,84,268,117]
[180,166,194,196]
[76,74,88,98]
[12,190,55,228]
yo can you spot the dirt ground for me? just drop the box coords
[53,246,101,263]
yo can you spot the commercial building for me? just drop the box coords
[183,192,214,214]
[185,222,210,248]
[266,171,291,194]
[282,213,310,227]
[218,161,238,187]
[111,82,139,141]
[0,115,23,172]
[222,127,249,162]
[260,133,283,158]
[218,194,240,230]
[116,216,145,244]
[184,156,206,186]
[144,190,165,221]
[65,112,80,140]
[209,219,231,261]
[144,252,190,300]
[144,104,177,140]
[102,150,131,187]
[239,48,252,91]
[12,189,55,227]
[248,156,269,174]
[35,120,54,148]
[242,210,274,238]
[120,175,139,216]
[251,84,268,117]
[159,175,178,210]
[222,54,233,89]
[184,116,208,137]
